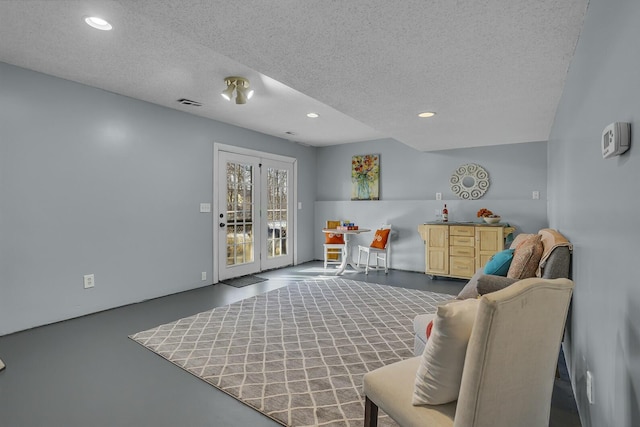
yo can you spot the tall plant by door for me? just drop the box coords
[351,154,380,200]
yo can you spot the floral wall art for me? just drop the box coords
[351,154,380,200]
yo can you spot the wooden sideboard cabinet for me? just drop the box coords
[417,223,515,279]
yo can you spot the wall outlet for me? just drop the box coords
[586,370,594,404]
[436,192,442,200]
[532,190,540,200]
[83,274,95,289]
[201,272,207,281]
[200,203,211,213]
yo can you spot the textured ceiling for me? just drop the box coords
[0,0,588,151]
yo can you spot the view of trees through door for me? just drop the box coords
[224,158,256,268]
[266,166,287,258]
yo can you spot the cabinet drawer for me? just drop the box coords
[450,226,474,237]
[450,256,476,277]
[451,236,475,247]
[450,246,475,257]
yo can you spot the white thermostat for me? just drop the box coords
[602,122,630,159]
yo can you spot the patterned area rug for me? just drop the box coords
[130,278,451,426]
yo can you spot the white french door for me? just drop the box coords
[216,150,294,281]
[260,158,294,271]
[218,151,260,280]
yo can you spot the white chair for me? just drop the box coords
[323,220,345,269]
[356,224,391,274]
[363,277,575,427]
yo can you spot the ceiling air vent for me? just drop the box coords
[177,98,202,107]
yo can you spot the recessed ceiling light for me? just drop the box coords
[84,16,113,31]
[306,113,319,118]
[418,112,436,118]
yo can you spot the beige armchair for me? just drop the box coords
[363,277,574,427]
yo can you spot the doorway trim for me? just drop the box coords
[213,142,298,284]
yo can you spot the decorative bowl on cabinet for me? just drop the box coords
[483,216,501,224]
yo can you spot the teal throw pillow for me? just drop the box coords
[483,249,515,276]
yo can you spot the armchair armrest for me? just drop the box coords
[476,275,519,295]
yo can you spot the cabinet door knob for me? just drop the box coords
[219,222,226,228]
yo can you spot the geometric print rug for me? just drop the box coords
[130,278,451,426]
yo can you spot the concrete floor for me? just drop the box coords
[0,262,580,426]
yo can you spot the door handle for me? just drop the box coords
[219,222,226,228]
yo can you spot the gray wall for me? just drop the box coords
[315,139,548,271]
[0,63,317,335]
[548,0,640,426]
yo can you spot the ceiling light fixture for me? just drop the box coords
[221,76,254,105]
[306,112,319,118]
[418,111,436,118]
[83,16,113,31]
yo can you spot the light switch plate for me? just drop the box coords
[200,203,211,213]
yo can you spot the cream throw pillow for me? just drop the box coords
[412,298,479,405]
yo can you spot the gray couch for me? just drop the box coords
[413,230,572,356]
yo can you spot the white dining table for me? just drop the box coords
[322,228,371,275]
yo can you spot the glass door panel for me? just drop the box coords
[218,152,260,280]
[261,160,293,270]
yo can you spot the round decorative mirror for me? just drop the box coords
[450,163,490,199]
